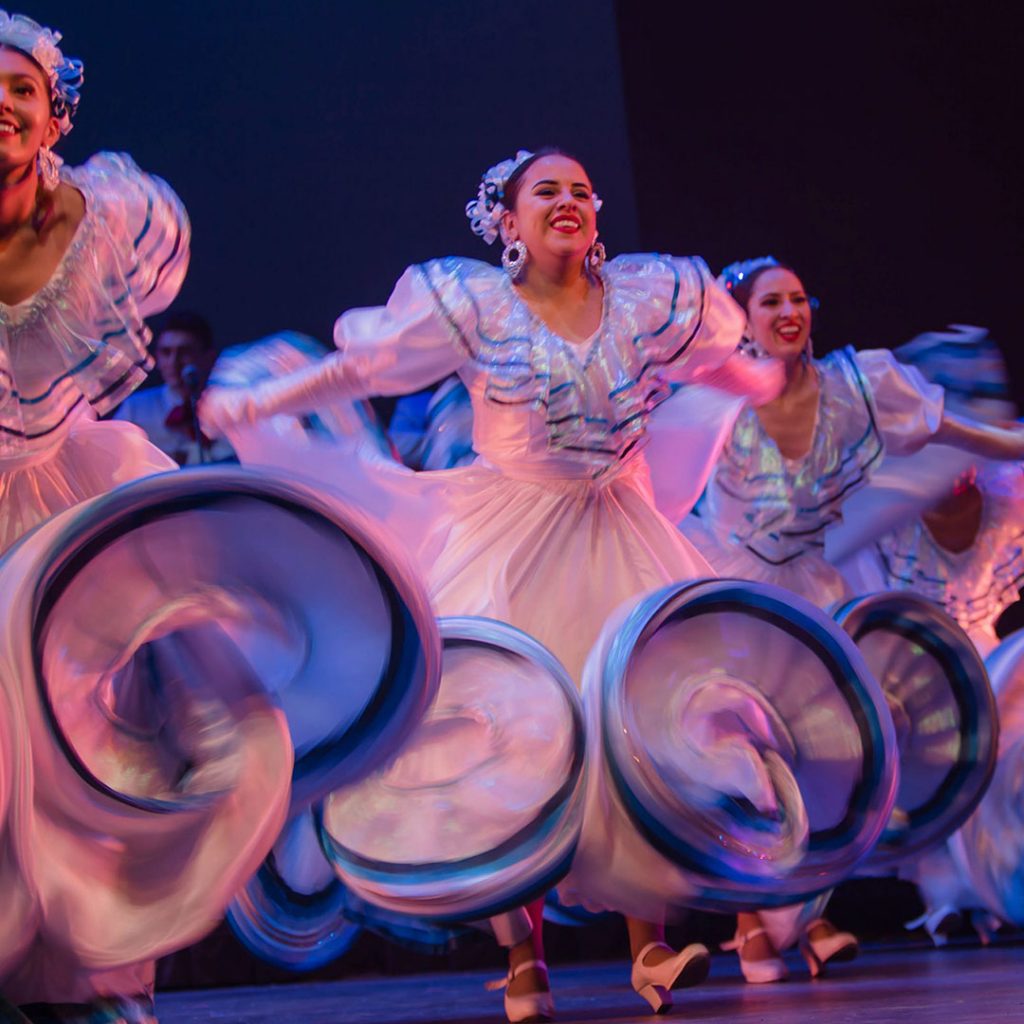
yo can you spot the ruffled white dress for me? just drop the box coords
[224,254,756,684]
[684,347,945,609]
[217,256,800,924]
[0,155,292,1009]
[0,152,186,552]
[657,348,944,947]
[837,462,1024,931]
[839,461,1024,657]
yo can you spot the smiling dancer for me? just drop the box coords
[675,257,1024,982]
[202,147,781,1021]
[0,12,295,1022]
[832,327,1023,946]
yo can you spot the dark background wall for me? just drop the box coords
[616,2,1022,400]
[26,0,639,347]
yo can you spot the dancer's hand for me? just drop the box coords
[697,350,784,407]
[198,387,259,438]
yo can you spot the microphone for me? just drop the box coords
[180,364,202,399]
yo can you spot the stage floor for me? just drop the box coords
[157,942,1023,1024]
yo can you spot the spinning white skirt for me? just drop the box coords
[952,631,1024,924]
[227,808,362,971]
[320,617,584,923]
[831,592,997,868]
[0,468,436,1001]
[561,579,899,920]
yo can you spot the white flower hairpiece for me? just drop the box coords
[465,149,604,245]
[0,10,84,134]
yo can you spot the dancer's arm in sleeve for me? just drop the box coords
[202,266,467,435]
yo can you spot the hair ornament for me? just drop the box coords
[0,10,84,135]
[465,150,535,245]
[466,148,603,244]
[718,255,780,295]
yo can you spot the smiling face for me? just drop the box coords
[745,267,813,362]
[0,45,59,180]
[501,154,597,266]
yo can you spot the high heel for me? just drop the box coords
[969,909,1004,946]
[486,958,554,1023]
[905,903,962,947]
[721,926,788,984]
[799,918,858,978]
[630,941,711,1014]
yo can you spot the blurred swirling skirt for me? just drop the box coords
[226,422,717,685]
[953,630,1024,924]
[0,412,175,558]
[559,579,898,923]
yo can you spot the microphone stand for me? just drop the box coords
[180,365,208,465]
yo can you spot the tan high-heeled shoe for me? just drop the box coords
[722,926,789,984]
[630,940,711,1014]
[799,918,858,978]
[487,957,554,1024]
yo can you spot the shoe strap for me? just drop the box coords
[485,958,549,991]
[635,940,673,964]
[721,926,767,952]
[802,917,830,934]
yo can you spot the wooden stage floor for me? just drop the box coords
[157,941,1023,1024]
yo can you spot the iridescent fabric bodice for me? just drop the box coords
[698,347,943,567]
[334,254,744,482]
[875,463,1024,639]
[0,153,189,464]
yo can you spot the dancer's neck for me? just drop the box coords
[0,163,40,239]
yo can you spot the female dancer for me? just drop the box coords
[833,329,1023,944]
[676,257,1024,981]
[202,147,779,1020]
[0,13,292,1023]
[835,326,1023,658]
[0,10,184,550]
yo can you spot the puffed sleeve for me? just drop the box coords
[5,153,190,424]
[70,152,190,318]
[202,265,472,428]
[332,263,471,396]
[855,348,945,455]
[610,255,746,386]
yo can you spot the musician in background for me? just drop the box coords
[115,311,236,465]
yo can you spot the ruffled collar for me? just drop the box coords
[422,255,694,474]
[709,348,885,554]
[876,468,1024,628]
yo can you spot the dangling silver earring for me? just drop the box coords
[587,238,607,275]
[501,239,528,280]
[739,335,769,359]
[37,147,61,192]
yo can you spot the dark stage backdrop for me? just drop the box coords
[616,1,1023,404]
[24,0,639,349]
